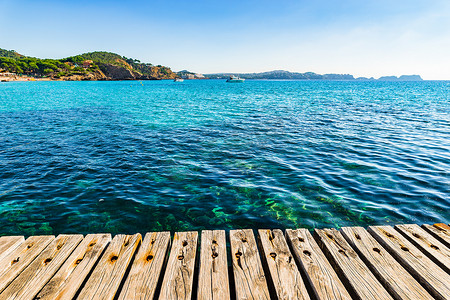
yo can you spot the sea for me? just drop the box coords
[0,79,449,236]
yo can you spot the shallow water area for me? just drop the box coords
[0,80,449,235]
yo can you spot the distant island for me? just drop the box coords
[205,70,423,81]
[0,48,177,81]
[1,48,423,82]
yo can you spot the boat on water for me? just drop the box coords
[174,78,184,82]
[226,75,245,83]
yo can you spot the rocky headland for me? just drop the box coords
[0,49,177,81]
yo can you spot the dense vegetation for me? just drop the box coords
[0,56,100,77]
[0,48,176,80]
[0,49,22,59]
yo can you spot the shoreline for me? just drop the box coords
[0,75,52,82]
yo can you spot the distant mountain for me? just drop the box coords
[206,70,423,81]
[1,48,424,82]
[378,75,423,81]
[0,48,177,80]
[206,70,355,80]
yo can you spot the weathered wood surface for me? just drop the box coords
[259,229,309,300]
[118,232,171,300]
[395,224,450,273]
[0,236,24,262]
[0,234,83,300]
[230,229,271,300]
[0,223,448,300]
[36,233,111,300]
[77,234,141,300]
[422,223,450,248]
[286,229,352,300]
[197,230,230,300]
[341,226,432,300]
[159,231,198,300]
[369,225,450,300]
[315,228,393,300]
[0,235,54,293]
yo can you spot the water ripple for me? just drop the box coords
[0,80,449,235]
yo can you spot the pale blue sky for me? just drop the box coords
[1,0,449,79]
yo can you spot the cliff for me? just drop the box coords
[0,48,177,80]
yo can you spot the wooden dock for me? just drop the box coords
[0,223,448,299]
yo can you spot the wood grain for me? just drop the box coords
[422,223,450,248]
[369,225,450,300]
[315,228,393,300]
[0,236,24,262]
[118,232,171,300]
[395,224,450,273]
[197,230,230,300]
[159,231,198,300]
[258,229,309,300]
[0,234,83,300]
[341,226,432,300]
[0,235,54,293]
[230,229,270,300]
[36,233,111,300]
[77,234,141,300]
[286,229,352,300]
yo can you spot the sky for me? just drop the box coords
[1,0,449,79]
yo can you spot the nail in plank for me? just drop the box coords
[258,229,310,300]
[77,234,141,300]
[118,232,171,300]
[286,229,352,300]
[0,235,54,293]
[160,231,198,300]
[36,234,111,300]
[369,225,450,300]
[315,228,393,300]
[198,230,230,300]
[230,229,270,300]
[341,226,432,300]
[0,234,83,300]
[0,236,24,262]
[422,223,450,248]
[395,224,450,273]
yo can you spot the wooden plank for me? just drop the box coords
[118,232,171,300]
[422,223,450,248]
[341,226,432,300]
[159,231,198,300]
[369,225,450,300]
[286,229,352,300]
[77,234,141,300]
[396,224,450,273]
[36,233,111,300]
[315,228,393,300]
[0,234,83,300]
[0,235,54,293]
[230,229,271,300]
[197,230,230,300]
[258,229,309,300]
[0,236,24,262]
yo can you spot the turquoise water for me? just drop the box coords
[0,80,449,235]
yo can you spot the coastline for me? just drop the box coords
[0,75,52,82]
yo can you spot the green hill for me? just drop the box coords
[0,48,177,80]
[0,49,22,59]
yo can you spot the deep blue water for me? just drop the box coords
[0,80,449,236]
